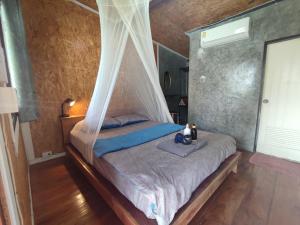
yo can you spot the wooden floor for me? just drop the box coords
[30,152,300,225]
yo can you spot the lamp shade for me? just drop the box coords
[61,98,76,117]
[65,98,75,106]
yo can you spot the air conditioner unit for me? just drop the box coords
[200,17,250,48]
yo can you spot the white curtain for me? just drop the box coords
[71,0,173,164]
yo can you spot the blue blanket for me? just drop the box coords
[93,123,184,157]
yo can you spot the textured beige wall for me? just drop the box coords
[22,0,100,157]
[22,0,160,157]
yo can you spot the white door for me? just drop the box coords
[257,37,300,162]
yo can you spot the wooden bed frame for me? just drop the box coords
[61,116,241,225]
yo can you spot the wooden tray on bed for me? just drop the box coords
[62,116,241,225]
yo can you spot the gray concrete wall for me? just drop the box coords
[188,0,300,151]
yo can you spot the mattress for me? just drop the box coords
[71,121,236,225]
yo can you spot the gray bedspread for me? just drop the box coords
[88,121,237,225]
[157,139,208,157]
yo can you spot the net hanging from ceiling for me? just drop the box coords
[71,0,173,164]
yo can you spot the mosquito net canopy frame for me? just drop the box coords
[71,0,173,164]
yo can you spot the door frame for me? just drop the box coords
[254,34,300,152]
[0,119,21,225]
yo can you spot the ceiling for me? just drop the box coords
[76,0,271,56]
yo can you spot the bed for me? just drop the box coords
[61,116,240,225]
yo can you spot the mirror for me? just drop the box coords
[163,71,172,90]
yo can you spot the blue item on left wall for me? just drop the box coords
[93,123,184,157]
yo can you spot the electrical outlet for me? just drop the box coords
[42,151,53,158]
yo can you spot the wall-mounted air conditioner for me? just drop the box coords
[200,17,250,48]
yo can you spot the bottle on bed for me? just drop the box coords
[183,124,191,140]
[191,124,197,140]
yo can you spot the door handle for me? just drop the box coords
[262,99,269,104]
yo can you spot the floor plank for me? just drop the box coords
[267,172,300,225]
[230,166,277,225]
[30,158,122,225]
[30,152,300,225]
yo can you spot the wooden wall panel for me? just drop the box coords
[0,173,10,225]
[21,0,100,157]
[0,115,33,225]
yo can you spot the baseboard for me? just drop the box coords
[21,122,35,162]
[29,152,66,165]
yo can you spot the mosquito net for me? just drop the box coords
[71,0,173,164]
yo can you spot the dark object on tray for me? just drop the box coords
[175,133,192,145]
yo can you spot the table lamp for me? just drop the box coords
[61,98,76,117]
